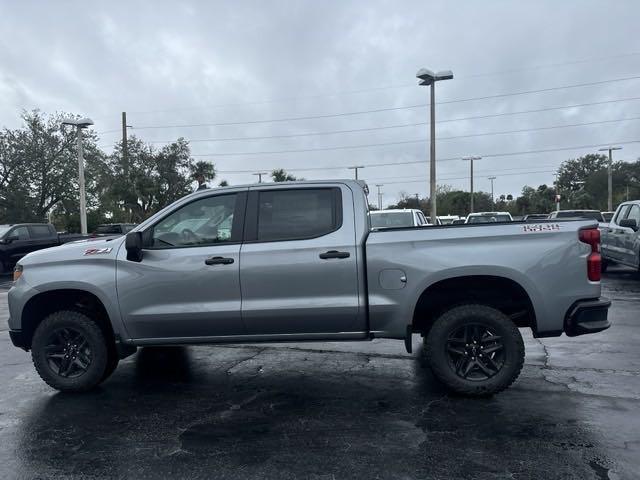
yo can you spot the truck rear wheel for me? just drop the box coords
[424,304,524,397]
[31,311,110,392]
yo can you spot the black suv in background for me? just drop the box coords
[1,224,59,273]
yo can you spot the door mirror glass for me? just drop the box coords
[619,218,638,231]
[125,232,143,262]
[5,235,19,243]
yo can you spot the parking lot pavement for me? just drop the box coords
[0,268,639,479]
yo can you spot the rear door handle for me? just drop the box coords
[205,256,234,265]
[319,250,350,259]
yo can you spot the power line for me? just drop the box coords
[127,74,640,131]
[192,117,640,157]
[380,169,559,186]
[141,97,640,144]
[214,140,640,173]
[123,51,640,115]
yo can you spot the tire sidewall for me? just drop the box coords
[426,305,524,396]
[31,311,109,392]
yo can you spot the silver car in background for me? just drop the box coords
[601,200,640,271]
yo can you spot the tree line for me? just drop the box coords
[0,111,302,232]
[387,153,640,217]
[2,111,639,231]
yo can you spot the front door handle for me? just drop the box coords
[319,250,350,259]
[205,256,234,265]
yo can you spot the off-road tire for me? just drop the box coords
[424,304,525,397]
[31,311,109,392]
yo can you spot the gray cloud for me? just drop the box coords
[1,0,639,205]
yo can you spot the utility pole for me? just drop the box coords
[375,184,384,210]
[462,156,482,213]
[414,193,420,210]
[598,146,622,211]
[488,176,497,208]
[348,165,364,180]
[627,185,630,202]
[253,172,268,183]
[122,112,128,174]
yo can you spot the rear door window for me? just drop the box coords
[29,225,54,238]
[255,188,341,241]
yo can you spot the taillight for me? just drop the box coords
[579,228,601,281]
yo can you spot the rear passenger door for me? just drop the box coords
[240,185,365,335]
[28,224,58,251]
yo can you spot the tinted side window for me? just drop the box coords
[614,205,631,224]
[257,188,340,241]
[11,226,30,240]
[152,193,238,247]
[30,225,54,238]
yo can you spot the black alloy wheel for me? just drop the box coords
[445,323,505,381]
[44,327,93,379]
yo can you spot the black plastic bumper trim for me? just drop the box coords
[564,297,611,337]
[9,330,28,351]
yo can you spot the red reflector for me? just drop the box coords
[587,253,601,282]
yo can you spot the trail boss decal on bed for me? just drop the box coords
[523,224,561,233]
[84,247,113,255]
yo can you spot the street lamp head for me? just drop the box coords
[62,117,94,129]
[462,155,482,161]
[598,146,623,152]
[416,68,453,85]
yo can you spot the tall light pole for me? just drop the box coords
[62,117,94,235]
[462,156,482,213]
[488,176,497,208]
[414,193,420,209]
[598,146,622,211]
[416,67,453,222]
[348,165,365,180]
[253,172,268,183]
[375,184,384,210]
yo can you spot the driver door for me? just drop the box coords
[116,190,247,341]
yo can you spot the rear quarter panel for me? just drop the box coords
[365,221,600,337]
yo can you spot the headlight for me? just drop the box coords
[13,264,23,282]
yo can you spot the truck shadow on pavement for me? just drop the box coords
[14,345,615,480]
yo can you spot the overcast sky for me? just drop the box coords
[1,0,639,206]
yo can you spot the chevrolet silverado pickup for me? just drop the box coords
[601,200,640,271]
[7,180,611,395]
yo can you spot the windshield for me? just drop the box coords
[554,211,604,222]
[467,214,512,223]
[370,212,414,228]
[0,225,12,237]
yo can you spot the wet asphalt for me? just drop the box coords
[0,268,638,479]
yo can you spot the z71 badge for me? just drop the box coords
[523,223,561,233]
[84,247,113,255]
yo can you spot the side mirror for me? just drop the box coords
[619,218,638,231]
[3,235,19,244]
[125,232,143,262]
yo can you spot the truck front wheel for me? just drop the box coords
[31,311,110,392]
[424,304,525,396]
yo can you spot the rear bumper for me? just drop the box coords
[564,297,611,337]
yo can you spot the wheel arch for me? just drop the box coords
[21,289,116,352]
[411,274,538,337]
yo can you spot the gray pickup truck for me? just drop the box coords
[7,180,610,396]
[601,200,640,270]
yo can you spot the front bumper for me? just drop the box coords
[9,328,28,351]
[564,297,611,337]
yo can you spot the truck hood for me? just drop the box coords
[19,236,125,266]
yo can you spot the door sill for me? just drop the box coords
[130,331,370,346]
